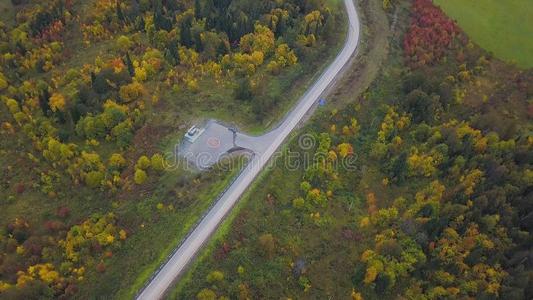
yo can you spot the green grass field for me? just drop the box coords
[433,0,533,68]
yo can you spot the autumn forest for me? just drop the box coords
[0,0,532,299]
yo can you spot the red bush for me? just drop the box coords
[56,206,71,218]
[44,220,64,232]
[35,20,65,44]
[63,283,79,297]
[22,236,44,256]
[214,242,232,260]
[90,240,103,254]
[96,262,106,273]
[403,0,460,67]
[15,182,25,194]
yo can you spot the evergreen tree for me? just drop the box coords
[154,10,172,31]
[167,39,181,65]
[116,0,125,23]
[390,151,408,183]
[153,0,172,31]
[193,31,203,52]
[90,71,96,85]
[180,19,193,47]
[204,0,216,28]
[275,17,286,37]
[194,0,202,20]
[38,85,51,114]
[216,40,228,57]
[136,16,146,32]
[124,52,135,77]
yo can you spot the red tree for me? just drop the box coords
[403,0,460,67]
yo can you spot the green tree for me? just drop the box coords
[124,52,135,77]
[390,151,408,183]
[166,39,181,65]
[180,17,193,47]
[116,35,132,52]
[85,171,104,188]
[111,120,133,148]
[116,0,125,22]
[234,77,253,101]
[194,0,202,19]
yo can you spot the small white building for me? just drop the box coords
[184,125,205,143]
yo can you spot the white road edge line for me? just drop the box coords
[136,0,360,298]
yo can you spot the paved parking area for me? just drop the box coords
[177,120,279,169]
[178,120,236,169]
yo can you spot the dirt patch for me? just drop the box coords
[335,0,390,103]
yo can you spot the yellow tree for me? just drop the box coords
[366,192,378,215]
[108,153,126,170]
[0,72,8,90]
[274,44,297,67]
[407,150,437,177]
[151,153,165,171]
[240,24,275,55]
[49,92,66,112]
[304,10,323,35]
[197,288,216,300]
[337,143,354,158]
[119,82,144,102]
[134,169,147,184]
[136,155,151,170]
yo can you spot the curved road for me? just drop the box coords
[136,0,360,298]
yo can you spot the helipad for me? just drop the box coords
[177,120,273,170]
[177,121,235,169]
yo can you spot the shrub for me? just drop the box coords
[150,153,165,171]
[136,156,151,170]
[116,35,132,51]
[108,153,127,170]
[292,197,305,209]
[196,288,216,300]
[56,206,70,218]
[134,169,147,184]
[206,270,224,283]
[258,233,275,258]
[119,82,144,102]
[85,171,104,188]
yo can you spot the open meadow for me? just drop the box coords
[433,0,533,68]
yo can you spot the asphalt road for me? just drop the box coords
[136,0,360,298]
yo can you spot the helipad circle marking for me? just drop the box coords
[207,137,221,148]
